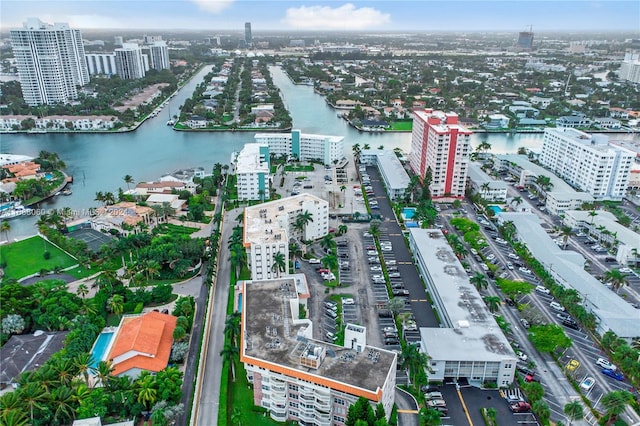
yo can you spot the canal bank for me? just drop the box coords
[3,65,639,239]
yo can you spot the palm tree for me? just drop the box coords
[369,219,381,237]
[484,296,501,313]
[0,410,29,426]
[480,182,491,197]
[123,174,134,192]
[107,294,124,316]
[0,221,10,242]
[321,254,338,272]
[603,269,628,293]
[399,344,430,389]
[534,175,553,196]
[560,225,573,249]
[295,210,314,237]
[95,360,114,389]
[271,251,287,277]
[510,196,523,209]
[18,382,46,424]
[224,312,241,346]
[220,343,239,381]
[352,143,361,158]
[49,386,75,424]
[73,353,95,386]
[419,407,442,426]
[231,407,243,425]
[563,401,584,426]
[363,143,370,150]
[588,210,598,225]
[320,233,336,253]
[338,224,348,236]
[229,246,247,279]
[601,391,632,425]
[76,283,89,299]
[476,140,492,154]
[135,373,158,409]
[470,272,489,291]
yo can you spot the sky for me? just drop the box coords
[1,0,639,33]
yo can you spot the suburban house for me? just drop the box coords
[91,202,156,235]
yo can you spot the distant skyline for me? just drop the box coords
[1,1,639,33]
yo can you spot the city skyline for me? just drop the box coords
[1,1,639,33]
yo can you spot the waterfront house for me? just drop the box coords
[185,115,208,129]
[92,201,155,235]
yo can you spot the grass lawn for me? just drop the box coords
[0,235,80,280]
[155,223,199,235]
[388,121,413,131]
[285,164,315,172]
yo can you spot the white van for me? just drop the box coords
[549,301,565,312]
[535,285,550,295]
[309,258,320,264]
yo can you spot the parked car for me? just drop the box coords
[389,272,401,278]
[596,358,617,371]
[506,262,514,270]
[309,258,320,264]
[425,391,443,400]
[520,318,530,329]
[370,266,382,272]
[601,368,624,381]
[519,267,532,274]
[427,399,447,408]
[562,319,580,330]
[342,298,355,305]
[580,376,596,391]
[378,309,393,318]
[550,301,565,312]
[517,351,528,361]
[535,285,550,294]
[510,402,531,413]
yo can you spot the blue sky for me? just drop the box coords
[2,1,639,32]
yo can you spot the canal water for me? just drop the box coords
[2,64,635,238]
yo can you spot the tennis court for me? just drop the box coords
[68,228,114,252]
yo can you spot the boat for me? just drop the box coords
[0,202,32,220]
[61,188,72,196]
[167,120,175,126]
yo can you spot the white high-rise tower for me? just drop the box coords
[149,41,170,70]
[10,18,90,106]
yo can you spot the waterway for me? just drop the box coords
[2,64,638,239]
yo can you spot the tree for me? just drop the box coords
[123,174,134,192]
[76,283,89,299]
[528,324,572,353]
[603,268,628,293]
[563,401,584,426]
[346,396,376,426]
[510,196,523,209]
[1,314,25,335]
[18,382,46,424]
[532,400,550,424]
[600,391,633,425]
[1,221,10,242]
[271,251,287,277]
[560,225,573,249]
[295,210,314,236]
[321,254,338,272]
[224,312,241,346]
[220,343,239,381]
[320,233,337,253]
[369,219,381,237]
[419,407,442,426]
[386,297,404,314]
[230,407,243,425]
[135,372,158,409]
[107,294,124,316]
[484,296,501,313]
[470,272,489,291]
[496,278,532,302]
[399,344,430,390]
[524,381,545,402]
[338,224,348,236]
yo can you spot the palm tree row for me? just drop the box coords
[399,343,430,391]
[228,226,247,279]
[94,191,116,206]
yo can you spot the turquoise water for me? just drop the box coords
[90,331,114,369]
[44,173,53,180]
[488,205,503,214]
[238,294,243,313]
[402,207,416,219]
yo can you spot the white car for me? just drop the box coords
[367,250,378,256]
[619,267,633,274]
[370,266,382,272]
[549,301,565,312]
[508,253,519,259]
[535,285,550,295]
[596,358,617,371]
[381,246,393,252]
[580,376,596,391]
[309,258,320,264]
[342,298,355,305]
[507,262,514,270]
[517,351,528,361]
[519,267,532,274]
[372,275,384,280]
[481,264,489,271]
[486,254,496,261]
[386,260,397,266]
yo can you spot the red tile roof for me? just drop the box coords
[108,311,177,376]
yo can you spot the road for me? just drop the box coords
[193,206,241,426]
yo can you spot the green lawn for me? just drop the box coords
[154,223,199,235]
[0,236,79,280]
[388,121,413,131]
[285,164,315,172]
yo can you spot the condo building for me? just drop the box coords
[243,194,328,281]
[409,228,517,387]
[240,277,397,425]
[149,41,170,70]
[115,43,148,79]
[85,53,117,75]
[359,150,410,200]
[409,109,472,199]
[540,128,634,200]
[254,130,344,165]
[467,162,508,202]
[233,143,271,201]
[10,18,90,106]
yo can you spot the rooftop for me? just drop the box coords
[241,278,396,398]
[467,163,508,189]
[498,212,640,339]
[0,331,68,385]
[413,109,472,135]
[243,193,324,246]
[235,143,269,173]
[360,150,410,190]
[409,228,515,362]
[496,154,580,194]
[565,210,640,250]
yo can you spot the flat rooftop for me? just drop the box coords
[410,228,515,361]
[413,109,472,134]
[236,143,269,173]
[241,278,396,394]
[254,132,343,143]
[468,163,508,189]
[496,154,579,194]
[360,150,410,190]
[498,212,640,338]
[243,193,323,246]
[565,210,640,250]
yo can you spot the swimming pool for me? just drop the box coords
[487,205,503,214]
[402,207,416,220]
[237,293,243,313]
[44,173,53,180]
[90,331,114,369]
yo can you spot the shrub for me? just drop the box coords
[43,251,51,260]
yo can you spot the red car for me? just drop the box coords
[317,268,329,274]
[510,402,531,413]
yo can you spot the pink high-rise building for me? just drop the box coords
[409,109,472,199]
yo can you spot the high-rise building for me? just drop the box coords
[409,109,472,199]
[233,143,270,201]
[10,18,90,106]
[115,43,146,79]
[244,22,252,46]
[619,52,640,84]
[540,128,634,200]
[143,34,162,44]
[114,36,123,46]
[516,27,534,50]
[85,53,117,75]
[243,194,328,281]
[254,130,344,165]
[149,41,170,70]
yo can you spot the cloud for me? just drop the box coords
[282,3,391,30]
[189,0,235,14]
